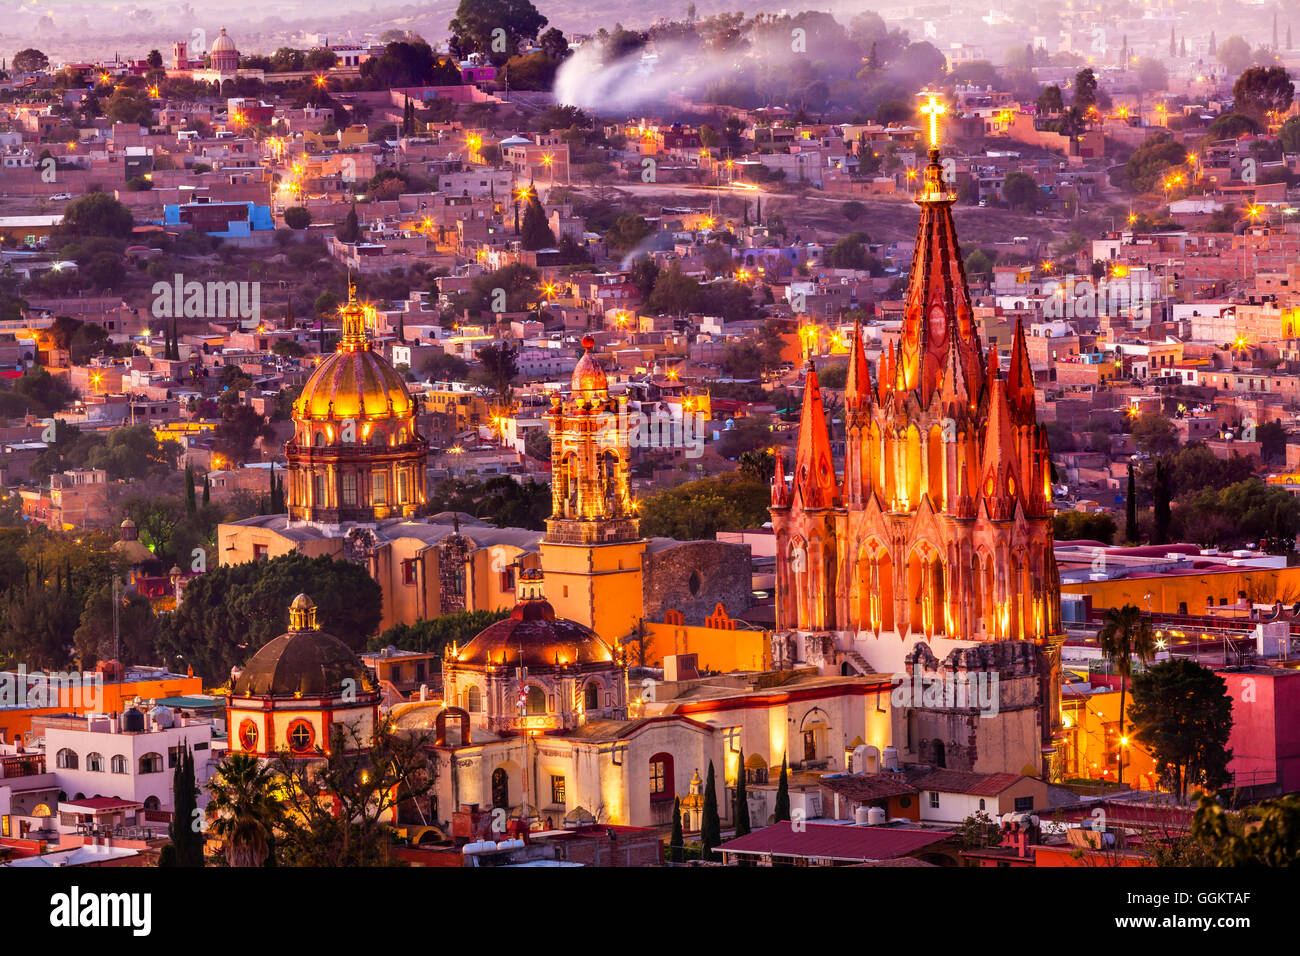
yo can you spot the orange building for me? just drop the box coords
[0,664,201,745]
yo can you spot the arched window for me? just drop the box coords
[491,767,509,809]
[687,570,701,596]
[143,796,161,811]
[583,681,600,711]
[139,752,163,774]
[86,752,104,773]
[287,719,315,754]
[526,685,547,715]
[238,720,259,752]
[56,748,78,769]
[466,685,482,713]
[110,755,127,774]
[649,752,675,802]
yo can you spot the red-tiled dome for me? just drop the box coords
[454,590,614,669]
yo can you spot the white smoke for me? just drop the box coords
[553,39,748,113]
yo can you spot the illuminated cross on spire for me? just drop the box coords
[920,94,947,148]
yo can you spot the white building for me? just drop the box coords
[43,705,217,818]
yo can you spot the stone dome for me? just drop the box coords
[232,595,369,697]
[570,335,606,394]
[210,28,237,53]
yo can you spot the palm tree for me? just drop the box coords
[206,752,283,867]
[1097,604,1158,787]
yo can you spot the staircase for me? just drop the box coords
[840,650,875,676]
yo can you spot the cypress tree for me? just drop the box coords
[733,750,751,837]
[202,476,210,507]
[1153,459,1172,545]
[1169,24,1176,57]
[1125,463,1137,543]
[1210,30,1216,55]
[167,744,205,866]
[669,796,684,863]
[520,191,555,251]
[1179,37,1186,58]
[700,761,721,860]
[773,755,791,822]
[185,463,197,513]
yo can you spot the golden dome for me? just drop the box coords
[570,335,607,394]
[298,349,414,421]
[296,282,414,422]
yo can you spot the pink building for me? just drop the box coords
[1217,665,1300,796]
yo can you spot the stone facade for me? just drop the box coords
[641,540,753,626]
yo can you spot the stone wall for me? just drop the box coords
[641,540,752,626]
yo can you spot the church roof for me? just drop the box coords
[453,587,615,669]
[232,596,369,697]
[790,362,839,509]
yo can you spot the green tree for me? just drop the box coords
[1232,66,1294,120]
[336,205,361,243]
[1001,171,1040,211]
[1132,412,1178,457]
[637,475,771,539]
[368,608,509,653]
[165,744,205,866]
[1073,67,1098,110]
[1096,604,1157,786]
[733,750,751,837]
[283,206,312,229]
[1190,793,1300,865]
[157,553,383,680]
[1052,510,1117,544]
[13,48,50,73]
[59,192,134,239]
[206,752,282,867]
[1130,658,1234,802]
[273,720,433,866]
[73,581,158,667]
[449,0,549,65]
[1206,111,1262,140]
[773,756,791,822]
[669,796,684,862]
[1037,85,1064,114]
[647,262,701,316]
[519,191,555,250]
[1152,458,1172,545]
[700,760,721,860]
[1126,463,1138,543]
[1217,35,1255,75]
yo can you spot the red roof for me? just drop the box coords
[910,770,1027,796]
[60,797,143,812]
[718,822,948,862]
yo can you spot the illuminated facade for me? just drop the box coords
[770,119,1064,774]
[286,282,428,527]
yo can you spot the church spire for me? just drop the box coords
[900,93,983,405]
[791,362,839,509]
[1006,317,1036,423]
[772,448,790,507]
[844,318,872,410]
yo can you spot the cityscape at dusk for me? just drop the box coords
[0,0,1293,930]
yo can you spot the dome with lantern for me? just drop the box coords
[227,594,380,758]
[209,28,240,72]
[441,569,628,732]
[570,335,607,396]
[285,281,428,524]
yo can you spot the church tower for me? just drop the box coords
[538,336,647,642]
[770,98,1063,776]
